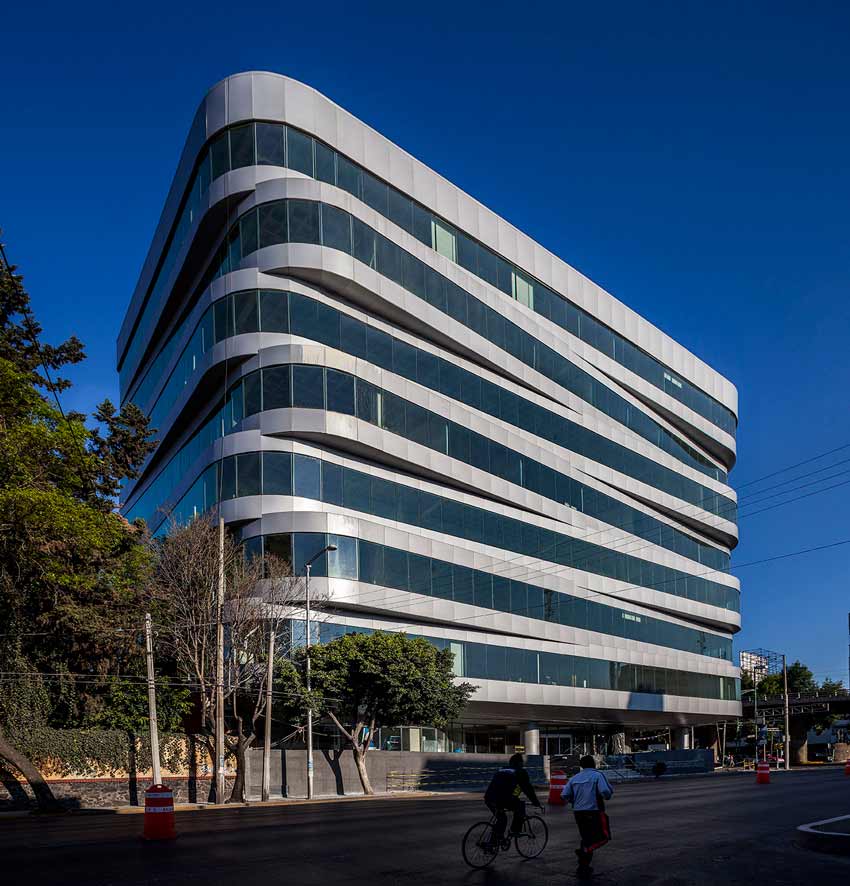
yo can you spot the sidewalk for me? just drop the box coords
[798,814,850,855]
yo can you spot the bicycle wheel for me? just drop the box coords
[515,814,548,859]
[462,821,498,869]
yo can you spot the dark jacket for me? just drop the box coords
[485,766,540,807]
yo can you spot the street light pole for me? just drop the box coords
[783,654,791,771]
[304,543,336,800]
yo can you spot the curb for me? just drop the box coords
[1,790,475,818]
[797,815,850,855]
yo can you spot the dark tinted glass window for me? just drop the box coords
[240,210,258,257]
[381,392,406,436]
[321,204,352,253]
[411,202,431,245]
[356,380,379,424]
[358,541,383,585]
[315,141,335,184]
[262,451,292,495]
[220,456,236,500]
[287,128,314,175]
[234,290,259,334]
[289,292,321,341]
[376,235,402,284]
[343,469,371,511]
[430,560,453,600]
[262,365,291,410]
[264,532,292,566]
[453,566,474,605]
[408,553,431,595]
[293,532,327,577]
[456,231,478,274]
[259,290,288,332]
[402,252,426,299]
[387,188,412,232]
[366,326,393,369]
[371,477,397,520]
[288,200,320,245]
[292,365,324,409]
[214,297,233,343]
[384,547,409,590]
[243,371,261,415]
[259,202,288,247]
[392,338,417,380]
[236,452,261,497]
[256,123,284,166]
[352,217,376,268]
[339,313,367,359]
[362,172,388,215]
[326,369,355,415]
[416,350,439,389]
[322,460,344,505]
[209,131,230,179]
[293,454,321,499]
[337,154,361,198]
[229,124,255,169]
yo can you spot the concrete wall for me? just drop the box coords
[245,749,546,799]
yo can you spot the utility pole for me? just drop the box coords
[304,543,336,800]
[261,625,276,801]
[144,613,162,786]
[215,517,226,804]
[305,560,314,801]
[783,654,791,771]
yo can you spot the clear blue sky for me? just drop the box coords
[3,0,849,681]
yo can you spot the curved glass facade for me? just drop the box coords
[120,121,737,442]
[196,206,736,517]
[134,447,739,611]
[120,76,740,737]
[288,616,738,701]
[243,530,731,660]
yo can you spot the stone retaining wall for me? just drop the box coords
[0,775,236,811]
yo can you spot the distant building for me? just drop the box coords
[117,73,741,754]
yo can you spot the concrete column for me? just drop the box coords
[673,727,691,750]
[523,723,540,756]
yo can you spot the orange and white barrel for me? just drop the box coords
[548,770,567,805]
[144,784,176,840]
[755,761,771,785]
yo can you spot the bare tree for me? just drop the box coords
[148,516,317,802]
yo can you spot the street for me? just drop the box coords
[1,769,848,885]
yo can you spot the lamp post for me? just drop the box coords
[304,543,336,800]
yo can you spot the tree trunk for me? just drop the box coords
[228,735,254,803]
[352,743,373,795]
[0,726,60,812]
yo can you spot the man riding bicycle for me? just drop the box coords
[484,753,542,847]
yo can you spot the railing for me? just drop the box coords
[745,689,850,705]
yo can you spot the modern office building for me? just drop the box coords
[118,73,741,756]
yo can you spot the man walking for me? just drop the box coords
[561,755,613,877]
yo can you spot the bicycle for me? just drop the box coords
[461,806,548,869]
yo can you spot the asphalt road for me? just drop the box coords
[2,769,849,885]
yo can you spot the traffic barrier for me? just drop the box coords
[548,770,567,805]
[755,761,770,785]
[144,784,176,841]
[844,760,850,777]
